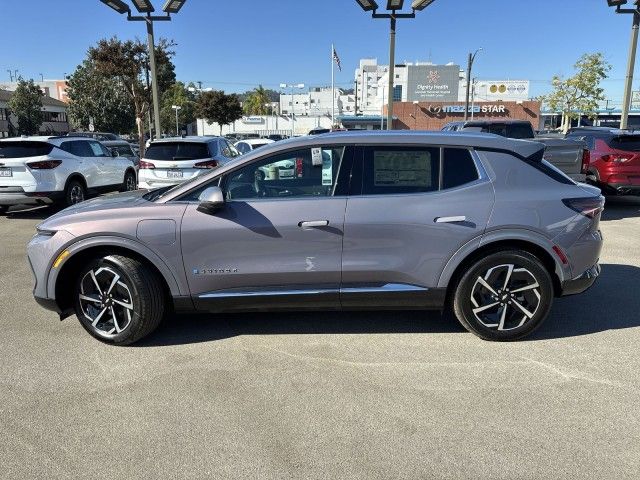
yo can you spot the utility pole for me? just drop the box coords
[622,10,640,129]
[354,79,358,115]
[7,70,13,82]
[464,48,482,121]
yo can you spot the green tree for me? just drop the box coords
[8,78,44,135]
[540,53,611,133]
[66,60,136,134]
[243,85,272,115]
[89,36,176,153]
[195,90,243,134]
[160,81,196,135]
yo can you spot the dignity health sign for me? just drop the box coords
[407,64,460,102]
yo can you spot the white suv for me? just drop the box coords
[0,136,137,213]
[138,137,239,190]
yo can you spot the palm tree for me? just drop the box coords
[244,85,271,115]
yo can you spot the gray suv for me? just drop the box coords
[27,131,604,345]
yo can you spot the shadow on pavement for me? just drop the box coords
[531,263,640,340]
[138,263,640,347]
[137,309,465,347]
[601,195,640,221]
[4,205,62,220]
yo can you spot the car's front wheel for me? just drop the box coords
[74,255,165,345]
[64,179,86,206]
[121,170,137,192]
[452,250,554,341]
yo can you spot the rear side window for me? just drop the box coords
[60,140,95,157]
[362,146,440,195]
[0,141,54,158]
[145,142,210,161]
[442,148,479,189]
[607,135,640,151]
[505,123,534,139]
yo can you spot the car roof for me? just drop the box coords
[102,140,132,146]
[463,119,531,126]
[0,135,56,142]
[235,138,275,146]
[149,136,221,144]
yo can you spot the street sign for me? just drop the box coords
[88,117,95,132]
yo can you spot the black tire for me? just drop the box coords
[64,178,86,206]
[452,250,554,341]
[121,170,137,192]
[74,254,165,345]
[0,205,8,214]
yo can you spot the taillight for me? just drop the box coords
[194,159,219,169]
[295,157,303,177]
[139,160,155,169]
[552,245,569,265]
[580,149,590,174]
[562,196,605,219]
[601,153,633,163]
[27,160,62,169]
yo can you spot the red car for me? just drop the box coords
[567,127,640,195]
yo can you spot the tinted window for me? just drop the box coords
[505,123,534,139]
[0,141,53,158]
[111,145,135,156]
[608,135,640,151]
[235,142,251,154]
[443,148,479,189]
[89,141,111,157]
[224,146,346,200]
[481,124,507,136]
[144,142,210,161]
[61,140,94,157]
[362,146,439,195]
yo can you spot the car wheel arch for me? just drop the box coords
[64,173,87,191]
[50,239,185,317]
[438,233,564,297]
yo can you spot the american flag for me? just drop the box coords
[333,47,342,71]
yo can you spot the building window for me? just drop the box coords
[0,108,7,121]
[393,85,402,101]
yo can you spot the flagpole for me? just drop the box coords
[331,43,335,127]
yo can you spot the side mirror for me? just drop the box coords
[197,186,225,214]
[112,149,119,157]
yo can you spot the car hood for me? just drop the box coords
[38,189,150,230]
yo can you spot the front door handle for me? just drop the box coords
[298,220,329,228]
[434,216,466,223]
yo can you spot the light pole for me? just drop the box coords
[412,100,419,129]
[355,0,438,130]
[171,105,181,135]
[99,0,187,140]
[470,78,478,120]
[464,48,482,121]
[279,83,305,136]
[607,0,640,129]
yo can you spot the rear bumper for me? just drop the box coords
[560,263,600,296]
[0,191,63,206]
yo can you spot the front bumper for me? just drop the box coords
[560,263,600,296]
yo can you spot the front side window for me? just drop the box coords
[224,146,347,200]
[362,146,440,195]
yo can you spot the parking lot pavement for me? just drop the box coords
[1,198,640,479]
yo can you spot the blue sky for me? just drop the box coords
[0,0,635,104]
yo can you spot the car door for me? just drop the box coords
[340,145,494,308]
[87,140,123,186]
[180,144,353,311]
[60,140,100,188]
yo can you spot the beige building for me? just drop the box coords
[0,89,70,138]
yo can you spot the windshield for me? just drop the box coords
[0,141,54,158]
[144,142,210,161]
[608,135,640,152]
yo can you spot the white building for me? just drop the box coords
[0,79,69,103]
[0,89,70,137]
[279,86,346,117]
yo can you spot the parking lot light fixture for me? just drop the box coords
[607,0,628,6]
[411,0,436,10]
[162,0,186,13]
[356,0,379,11]
[132,0,155,12]
[100,0,131,14]
[172,105,182,135]
[280,83,305,136]
[387,0,404,10]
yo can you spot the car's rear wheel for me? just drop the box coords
[74,255,165,345]
[64,179,86,206]
[121,170,137,192]
[452,250,554,341]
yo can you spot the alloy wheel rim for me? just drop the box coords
[470,264,541,331]
[70,185,84,204]
[79,266,134,337]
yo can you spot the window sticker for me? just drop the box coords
[311,147,323,166]
[373,150,431,187]
[321,149,333,185]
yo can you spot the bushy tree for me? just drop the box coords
[195,90,243,134]
[66,60,136,134]
[88,36,176,153]
[540,53,611,133]
[8,78,43,135]
[243,85,272,115]
[160,81,196,135]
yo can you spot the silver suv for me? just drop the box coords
[27,131,604,345]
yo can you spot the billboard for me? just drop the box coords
[407,65,460,102]
[476,81,530,101]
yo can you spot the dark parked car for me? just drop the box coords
[566,127,640,195]
[28,131,603,345]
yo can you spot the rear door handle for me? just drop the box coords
[298,220,329,228]
[434,216,466,223]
